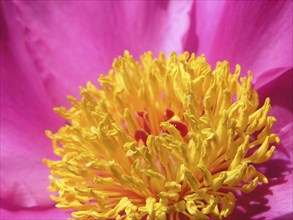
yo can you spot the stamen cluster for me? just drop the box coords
[45,51,278,219]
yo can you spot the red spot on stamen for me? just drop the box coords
[137,111,151,134]
[164,109,174,121]
[169,120,188,137]
[137,112,145,117]
[134,129,148,144]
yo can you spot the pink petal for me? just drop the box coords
[190,1,293,79]
[184,1,225,54]
[10,0,193,106]
[261,173,293,219]
[258,68,293,162]
[256,68,293,218]
[1,2,63,208]
[253,67,292,90]
[1,205,70,219]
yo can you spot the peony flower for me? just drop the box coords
[1,1,292,219]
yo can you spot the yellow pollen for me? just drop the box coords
[45,51,279,220]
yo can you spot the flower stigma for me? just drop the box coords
[45,51,279,219]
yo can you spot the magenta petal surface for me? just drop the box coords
[263,173,293,219]
[192,1,293,79]
[1,206,70,219]
[253,67,292,90]
[256,69,293,218]
[11,0,193,106]
[1,2,64,208]
[258,68,293,161]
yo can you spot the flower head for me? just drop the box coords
[1,1,292,219]
[45,51,279,219]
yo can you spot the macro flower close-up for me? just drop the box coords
[1,1,292,220]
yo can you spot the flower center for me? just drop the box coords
[134,109,188,144]
[45,51,279,219]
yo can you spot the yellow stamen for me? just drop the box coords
[45,51,278,219]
